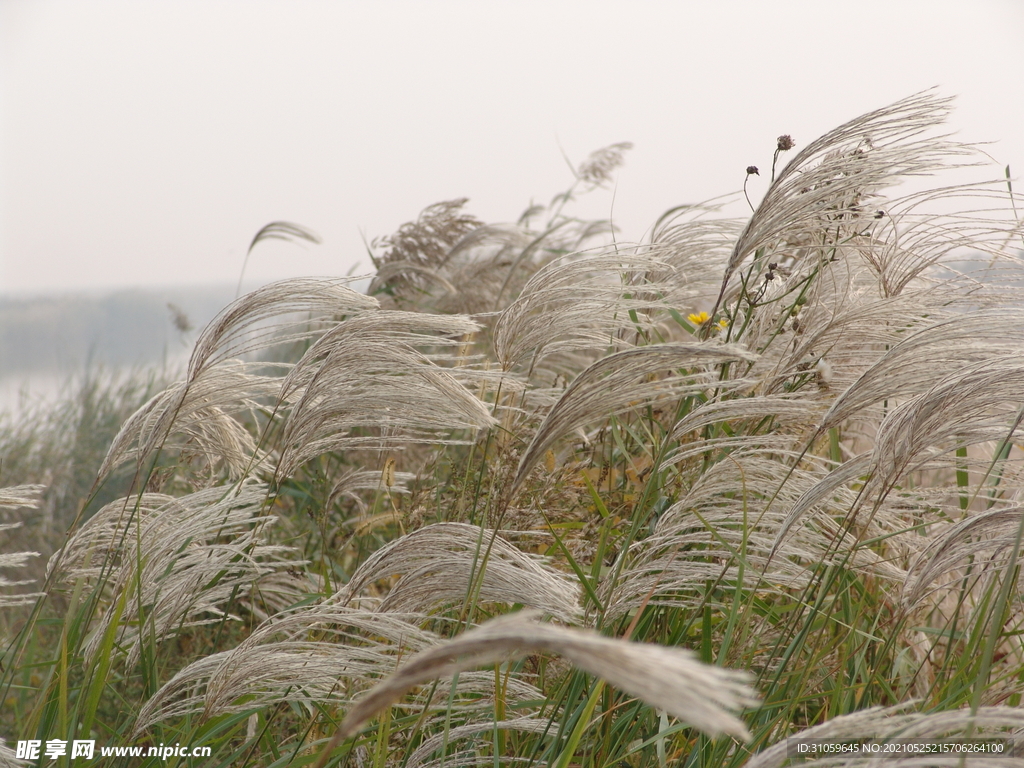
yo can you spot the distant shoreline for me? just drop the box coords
[0,278,372,415]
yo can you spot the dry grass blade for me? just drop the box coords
[903,507,1024,610]
[336,610,758,742]
[512,342,758,493]
[337,522,581,622]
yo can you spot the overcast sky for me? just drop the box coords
[1,0,1022,296]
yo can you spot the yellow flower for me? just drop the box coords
[718,318,729,329]
[687,311,710,326]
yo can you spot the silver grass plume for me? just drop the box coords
[511,342,758,493]
[0,484,46,509]
[48,483,295,667]
[720,183,1021,405]
[368,198,483,305]
[99,279,378,482]
[369,200,624,315]
[645,210,740,310]
[770,453,875,558]
[765,312,1024,549]
[768,449,974,577]
[604,451,904,622]
[742,288,935,400]
[667,394,825,446]
[277,328,495,478]
[371,224,539,315]
[334,610,758,744]
[407,717,554,768]
[869,358,1024,488]
[769,355,1024,560]
[492,252,688,372]
[336,522,581,622]
[325,465,417,517]
[707,90,973,324]
[190,277,377,379]
[134,606,439,733]
[409,670,545,720]
[576,142,633,187]
[902,506,1024,610]
[819,309,1024,432]
[97,362,282,484]
[370,199,482,270]
[278,310,482,398]
[0,739,29,768]
[746,705,1024,768]
[235,221,322,298]
[0,485,44,609]
[855,181,1024,299]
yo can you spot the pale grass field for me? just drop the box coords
[3,91,1024,767]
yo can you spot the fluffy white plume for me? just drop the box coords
[337,610,758,742]
[337,522,581,622]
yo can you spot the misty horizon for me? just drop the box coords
[3,1,1022,296]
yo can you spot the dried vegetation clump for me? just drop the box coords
[4,91,1024,767]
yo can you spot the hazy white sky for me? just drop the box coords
[1,0,1022,296]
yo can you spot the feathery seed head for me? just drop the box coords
[577,142,633,186]
[336,611,758,743]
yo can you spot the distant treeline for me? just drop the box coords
[0,285,238,375]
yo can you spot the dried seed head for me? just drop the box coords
[746,165,760,175]
[381,457,396,488]
[337,611,758,742]
[577,142,633,186]
[776,134,795,151]
[166,303,192,334]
